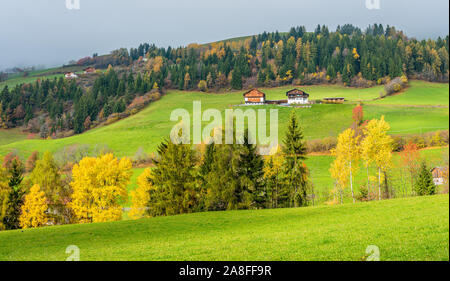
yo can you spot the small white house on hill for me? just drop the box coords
[65,72,78,79]
[431,166,448,186]
[243,89,266,105]
[286,89,309,104]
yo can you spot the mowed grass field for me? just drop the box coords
[369,80,449,106]
[0,195,447,261]
[0,81,448,158]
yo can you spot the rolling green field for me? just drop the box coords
[0,81,448,158]
[0,74,65,89]
[0,66,88,89]
[369,80,449,106]
[0,128,27,146]
[0,195,447,261]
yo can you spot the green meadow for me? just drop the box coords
[124,147,449,208]
[0,65,89,89]
[369,80,449,106]
[0,128,27,146]
[0,194,447,261]
[0,81,448,158]
[0,74,65,89]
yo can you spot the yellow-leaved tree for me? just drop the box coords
[29,151,62,205]
[331,128,361,203]
[70,153,132,223]
[361,140,374,200]
[361,116,393,200]
[129,168,154,220]
[330,155,349,204]
[19,184,49,229]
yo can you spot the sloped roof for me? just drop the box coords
[286,89,309,97]
[243,89,266,98]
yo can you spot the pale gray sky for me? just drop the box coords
[0,0,448,70]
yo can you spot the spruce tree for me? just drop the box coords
[4,158,25,229]
[414,161,436,196]
[204,142,240,211]
[199,143,215,181]
[231,68,242,90]
[282,111,308,207]
[151,139,199,216]
[236,130,265,208]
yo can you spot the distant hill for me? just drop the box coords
[0,23,448,148]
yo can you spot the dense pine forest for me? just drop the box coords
[0,24,448,136]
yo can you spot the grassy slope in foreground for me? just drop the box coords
[0,195,448,261]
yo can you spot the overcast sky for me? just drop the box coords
[0,0,448,70]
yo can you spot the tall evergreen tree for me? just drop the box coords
[151,139,199,216]
[414,161,436,196]
[282,111,308,207]
[4,158,25,229]
[199,143,215,182]
[231,68,242,90]
[236,130,265,208]
[204,142,240,211]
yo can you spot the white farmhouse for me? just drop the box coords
[243,89,266,105]
[286,89,309,105]
[64,72,78,79]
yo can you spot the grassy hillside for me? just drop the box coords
[0,66,87,89]
[0,128,27,146]
[369,81,449,106]
[0,74,64,89]
[0,82,448,158]
[0,195,447,261]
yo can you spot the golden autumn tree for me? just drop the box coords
[361,144,374,200]
[19,184,48,229]
[332,128,361,203]
[330,155,349,204]
[129,168,154,220]
[29,151,62,204]
[295,38,303,60]
[197,80,208,92]
[70,153,132,223]
[184,72,191,89]
[361,116,393,200]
